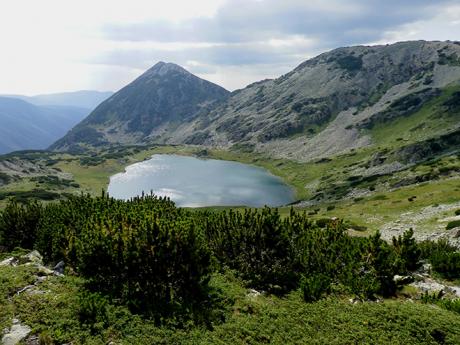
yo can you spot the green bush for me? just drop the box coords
[203,207,298,294]
[301,273,331,302]
[0,200,43,251]
[343,232,398,298]
[35,193,211,316]
[446,220,460,230]
[392,229,421,272]
[0,195,426,317]
[422,292,460,315]
[78,291,109,333]
[419,239,457,260]
[430,251,460,279]
[419,239,460,279]
[316,218,333,228]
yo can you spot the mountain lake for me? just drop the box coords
[107,154,294,207]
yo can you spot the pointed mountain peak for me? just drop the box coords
[146,61,190,77]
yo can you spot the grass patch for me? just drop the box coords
[2,266,460,345]
[370,85,460,148]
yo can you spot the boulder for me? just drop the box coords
[393,275,414,285]
[409,279,446,294]
[24,335,39,345]
[444,285,460,297]
[349,297,361,304]
[412,273,425,282]
[19,251,42,265]
[35,265,54,276]
[1,320,31,345]
[53,261,65,276]
[247,289,262,299]
[415,262,432,276]
[0,257,18,267]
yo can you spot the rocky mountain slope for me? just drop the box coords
[51,62,230,151]
[170,40,460,160]
[52,41,460,162]
[0,97,89,154]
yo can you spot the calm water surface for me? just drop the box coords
[107,154,294,207]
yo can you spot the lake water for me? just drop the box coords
[107,154,294,207]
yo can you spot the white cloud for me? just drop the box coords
[0,0,226,94]
[374,4,460,44]
[0,0,458,95]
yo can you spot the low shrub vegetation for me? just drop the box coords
[0,194,459,343]
[419,239,460,279]
[0,194,430,308]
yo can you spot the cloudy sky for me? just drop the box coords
[1,0,460,95]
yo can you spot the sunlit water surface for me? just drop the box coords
[107,154,294,207]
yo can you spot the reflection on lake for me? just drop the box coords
[107,154,294,207]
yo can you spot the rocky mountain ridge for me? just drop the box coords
[52,41,460,162]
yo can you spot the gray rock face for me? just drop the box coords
[1,320,31,345]
[168,41,460,158]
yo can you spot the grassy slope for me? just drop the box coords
[52,146,192,195]
[370,85,460,147]
[1,265,460,345]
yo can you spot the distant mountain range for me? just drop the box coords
[4,90,114,110]
[0,91,113,154]
[51,40,460,163]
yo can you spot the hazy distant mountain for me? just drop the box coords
[5,90,113,110]
[0,97,89,154]
[52,41,460,162]
[51,62,229,150]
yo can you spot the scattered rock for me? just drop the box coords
[35,265,54,276]
[0,258,18,267]
[349,297,361,304]
[247,289,262,299]
[24,335,39,345]
[1,321,31,345]
[409,279,446,294]
[438,215,460,223]
[393,275,414,285]
[19,251,42,265]
[53,261,65,276]
[445,285,460,297]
